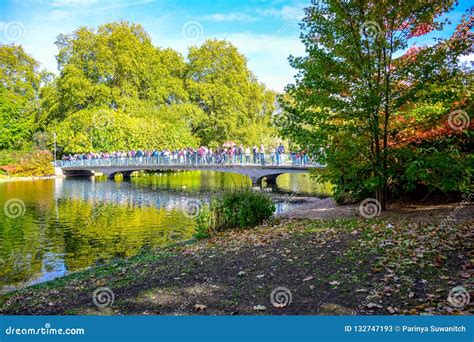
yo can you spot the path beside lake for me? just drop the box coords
[282,196,474,223]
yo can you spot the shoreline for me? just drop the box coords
[1,207,471,315]
[0,174,65,183]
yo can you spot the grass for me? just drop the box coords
[0,217,471,316]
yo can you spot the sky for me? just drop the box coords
[0,0,472,92]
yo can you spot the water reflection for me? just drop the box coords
[0,171,331,293]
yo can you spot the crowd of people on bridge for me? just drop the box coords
[61,143,311,167]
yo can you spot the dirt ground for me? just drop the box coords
[282,196,474,223]
[1,200,472,316]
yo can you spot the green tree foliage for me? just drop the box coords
[43,22,188,120]
[0,45,42,149]
[186,39,276,146]
[279,0,473,205]
[36,22,277,152]
[55,108,198,153]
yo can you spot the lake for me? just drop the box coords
[0,171,331,294]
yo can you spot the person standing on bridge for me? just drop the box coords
[238,144,244,164]
[253,145,258,164]
[259,144,266,166]
[245,146,251,164]
[278,144,285,165]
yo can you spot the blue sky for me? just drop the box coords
[0,0,471,92]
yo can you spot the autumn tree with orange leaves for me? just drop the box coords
[279,0,473,207]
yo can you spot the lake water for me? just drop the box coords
[0,171,331,294]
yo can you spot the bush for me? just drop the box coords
[217,190,276,229]
[11,150,55,177]
[194,204,215,239]
[0,150,30,166]
[195,190,275,238]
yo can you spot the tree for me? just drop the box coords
[45,21,188,122]
[279,0,473,206]
[185,39,276,146]
[42,24,277,151]
[0,45,43,149]
[54,108,198,153]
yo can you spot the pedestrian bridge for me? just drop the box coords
[58,156,323,186]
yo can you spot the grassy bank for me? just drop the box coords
[1,216,471,316]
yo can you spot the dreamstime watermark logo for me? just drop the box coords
[91,109,114,129]
[266,12,300,44]
[273,112,296,129]
[358,198,381,219]
[175,279,213,314]
[439,192,473,229]
[448,110,470,131]
[283,192,297,204]
[270,287,293,308]
[352,280,387,314]
[182,199,203,218]
[4,198,26,218]
[2,21,25,42]
[447,286,470,308]
[182,21,204,41]
[92,287,115,308]
[359,21,382,40]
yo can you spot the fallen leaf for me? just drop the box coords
[194,304,207,311]
[303,276,314,282]
[253,305,267,311]
[329,280,340,286]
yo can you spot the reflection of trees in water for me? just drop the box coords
[1,179,197,293]
[0,172,327,293]
[57,177,209,211]
[57,199,195,273]
[276,173,333,196]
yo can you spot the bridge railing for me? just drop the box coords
[58,153,319,168]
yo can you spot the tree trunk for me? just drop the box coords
[375,184,386,211]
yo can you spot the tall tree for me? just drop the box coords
[280,0,472,207]
[0,45,42,149]
[186,39,276,146]
[46,21,188,122]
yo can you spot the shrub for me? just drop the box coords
[194,204,215,239]
[194,190,275,238]
[11,150,55,177]
[217,190,276,229]
[0,150,30,166]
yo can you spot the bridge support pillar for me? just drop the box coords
[250,177,261,187]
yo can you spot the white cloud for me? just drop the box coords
[200,12,258,22]
[258,3,305,21]
[50,0,98,8]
